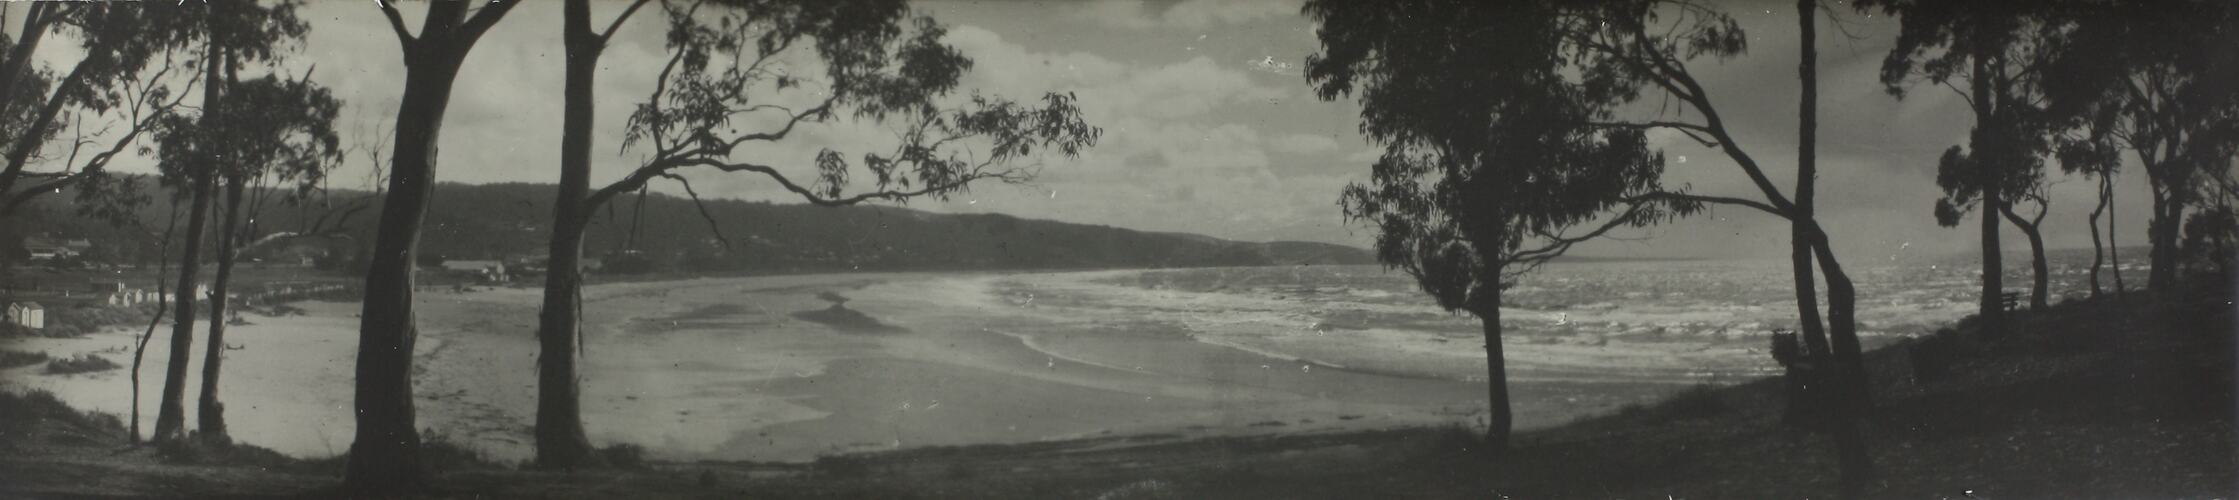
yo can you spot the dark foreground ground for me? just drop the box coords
[2,278,2232,499]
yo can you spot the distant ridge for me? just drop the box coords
[5,180,1375,273]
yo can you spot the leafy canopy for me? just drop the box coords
[603,0,1099,217]
[1307,0,1695,313]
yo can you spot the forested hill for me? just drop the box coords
[3,181,1374,273]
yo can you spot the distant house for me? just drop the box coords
[440,260,509,283]
[23,238,75,261]
[7,302,44,330]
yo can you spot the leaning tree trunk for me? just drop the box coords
[345,55,468,493]
[130,206,182,443]
[154,42,226,445]
[152,168,212,445]
[152,92,223,445]
[196,178,246,445]
[1807,230,1875,497]
[535,0,602,467]
[130,277,169,444]
[0,3,54,124]
[2001,208,2050,309]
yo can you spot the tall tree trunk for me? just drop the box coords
[2147,185,2182,291]
[152,49,225,445]
[1970,46,2005,338]
[2026,222,2048,309]
[345,55,467,494]
[348,2,521,484]
[0,3,54,128]
[196,178,245,445]
[1789,0,1831,363]
[0,58,87,199]
[1476,299,1510,452]
[152,166,212,445]
[2088,177,2109,298]
[1799,9,1873,494]
[2111,180,2127,296]
[535,0,601,468]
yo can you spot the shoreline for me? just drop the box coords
[0,265,1929,464]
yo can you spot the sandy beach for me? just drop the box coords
[0,268,1819,463]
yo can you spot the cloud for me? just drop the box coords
[1270,133,1340,155]
[1079,0,1303,30]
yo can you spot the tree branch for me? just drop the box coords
[1508,199,1656,265]
[657,172,732,250]
[378,0,416,50]
[598,0,654,42]
[1,49,195,216]
[682,157,1022,207]
[456,0,521,47]
[1630,191,1786,219]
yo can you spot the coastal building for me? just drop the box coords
[23,238,73,261]
[7,302,44,330]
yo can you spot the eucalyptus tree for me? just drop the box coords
[143,0,311,447]
[2039,0,2239,291]
[2057,120,2126,297]
[530,0,1100,468]
[128,193,182,444]
[193,74,344,445]
[1481,0,1877,490]
[2001,189,2052,308]
[0,4,194,218]
[1860,0,2079,335]
[1303,0,1693,452]
[1934,181,2050,309]
[354,0,521,491]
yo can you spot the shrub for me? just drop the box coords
[0,349,49,369]
[0,389,125,442]
[44,353,119,375]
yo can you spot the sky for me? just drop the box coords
[19,0,2168,260]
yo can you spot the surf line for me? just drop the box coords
[979,328,1160,376]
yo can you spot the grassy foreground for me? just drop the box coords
[1,280,2231,499]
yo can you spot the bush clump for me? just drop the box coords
[0,389,125,444]
[0,349,50,369]
[43,353,119,375]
